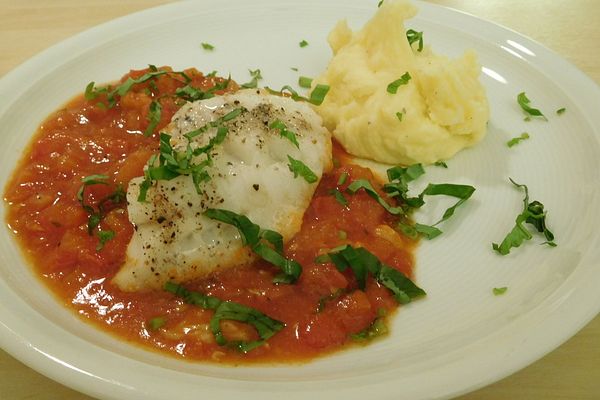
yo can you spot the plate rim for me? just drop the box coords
[1,1,599,400]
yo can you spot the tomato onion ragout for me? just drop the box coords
[4,67,420,363]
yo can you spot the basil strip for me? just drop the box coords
[517,92,547,120]
[383,164,474,239]
[378,264,426,304]
[309,84,330,105]
[319,245,425,304]
[86,66,193,108]
[253,243,302,284]
[420,183,476,224]
[265,84,329,106]
[493,287,508,296]
[507,132,530,148]
[84,81,108,101]
[328,188,349,207]
[77,174,125,249]
[287,156,318,183]
[240,69,263,89]
[383,163,425,207]
[107,70,168,107]
[203,208,261,246]
[413,223,442,239]
[164,281,221,309]
[204,208,302,283]
[77,174,109,210]
[96,230,115,251]
[346,179,404,215]
[492,178,556,255]
[406,29,424,52]
[387,72,411,94]
[176,77,232,103]
[147,317,166,331]
[175,85,214,101]
[397,221,442,240]
[299,40,309,47]
[164,282,284,353]
[144,100,162,137]
[211,301,285,353]
[269,120,300,148]
[298,76,313,88]
[351,316,388,341]
[139,108,243,200]
[201,42,215,50]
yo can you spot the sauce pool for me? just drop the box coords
[3,67,417,363]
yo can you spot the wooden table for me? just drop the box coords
[0,1,598,399]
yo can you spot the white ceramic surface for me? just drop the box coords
[0,1,599,399]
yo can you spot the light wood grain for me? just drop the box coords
[0,1,598,399]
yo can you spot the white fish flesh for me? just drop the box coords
[113,89,332,291]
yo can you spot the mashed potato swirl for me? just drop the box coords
[315,0,489,165]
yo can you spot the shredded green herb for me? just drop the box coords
[84,81,108,101]
[164,282,284,352]
[201,42,215,51]
[77,174,126,250]
[299,40,309,47]
[316,289,344,313]
[287,156,318,183]
[265,84,330,106]
[85,65,193,109]
[406,29,424,52]
[328,188,349,208]
[308,84,330,105]
[147,317,166,331]
[347,179,404,215]
[137,108,243,202]
[144,100,162,137]
[517,92,547,120]
[203,209,302,283]
[96,230,116,251]
[269,120,299,148]
[423,184,475,221]
[174,85,204,101]
[556,107,566,115]
[382,164,426,208]
[351,315,388,341]
[395,111,404,122]
[387,72,411,94]
[298,76,313,89]
[381,164,475,239]
[493,287,508,296]
[397,221,442,240]
[240,69,263,89]
[492,178,556,255]
[507,132,530,148]
[434,161,448,168]
[317,245,426,303]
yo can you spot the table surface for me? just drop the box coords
[0,1,598,399]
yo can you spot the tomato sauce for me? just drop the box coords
[3,67,417,363]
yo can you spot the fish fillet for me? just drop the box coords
[113,89,332,291]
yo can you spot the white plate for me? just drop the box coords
[0,1,599,399]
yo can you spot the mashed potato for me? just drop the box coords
[315,0,489,165]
